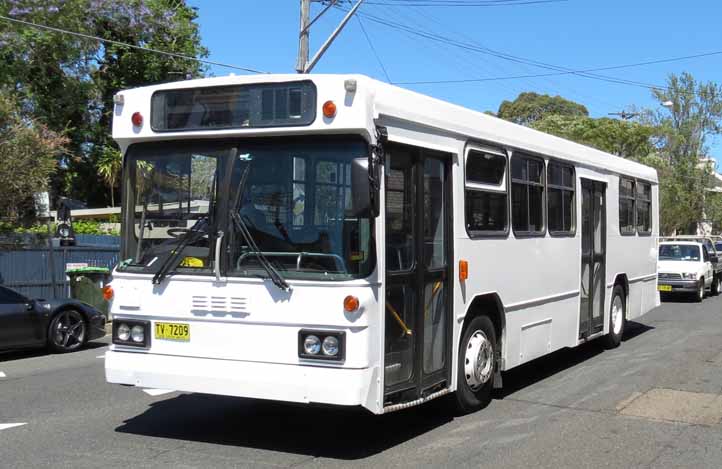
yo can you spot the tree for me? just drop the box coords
[640,73,722,234]
[645,72,722,165]
[497,92,589,126]
[0,0,208,208]
[0,91,67,223]
[532,115,656,159]
[96,145,122,207]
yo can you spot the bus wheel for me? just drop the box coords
[454,315,496,414]
[603,285,625,349]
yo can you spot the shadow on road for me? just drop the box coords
[0,340,107,363]
[496,320,654,399]
[116,393,453,460]
[115,321,655,459]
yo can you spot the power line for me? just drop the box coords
[355,15,392,82]
[0,14,267,74]
[362,0,567,5]
[346,8,671,91]
[393,50,722,85]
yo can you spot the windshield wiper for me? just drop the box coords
[231,212,289,291]
[231,162,289,291]
[151,218,210,285]
[152,172,218,284]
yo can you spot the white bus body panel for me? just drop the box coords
[109,74,660,411]
[106,274,385,413]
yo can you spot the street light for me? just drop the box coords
[662,100,674,108]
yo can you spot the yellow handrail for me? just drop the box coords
[386,301,413,336]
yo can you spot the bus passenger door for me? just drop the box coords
[383,143,453,404]
[579,179,606,339]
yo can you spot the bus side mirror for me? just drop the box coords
[351,157,376,217]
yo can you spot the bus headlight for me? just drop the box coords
[131,325,145,343]
[117,323,130,341]
[303,335,321,355]
[298,330,345,361]
[113,320,150,348]
[322,336,339,356]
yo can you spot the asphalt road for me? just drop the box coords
[2,293,722,469]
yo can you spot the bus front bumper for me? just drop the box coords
[105,350,379,411]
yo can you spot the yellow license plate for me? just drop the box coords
[154,322,190,341]
[658,285,672,292]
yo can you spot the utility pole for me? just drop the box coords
[295,0,311,73]
[295,0,364,74]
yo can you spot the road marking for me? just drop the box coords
[0,423,27,431]
[96,354,105,359]
[143,388,174,397]
[0,371,6,378]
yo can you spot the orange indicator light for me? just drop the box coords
[344,295,360,312]
[322,100,337,118]
[102,284,114,301]
[459,260,469,281]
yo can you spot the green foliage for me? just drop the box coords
[532,115,656,159]
[0,91,67,222]
[0,0,207,207]
[641,73,722,234]
[0,220,119,236]
[97,145,123,206]
[497,92,589,126]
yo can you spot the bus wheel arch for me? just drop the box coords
[604,281,627,349]
[464,293,505,354]
[612,273,629,320]
[453,293,505,414]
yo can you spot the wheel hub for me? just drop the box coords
[612,295,624,335]
[464,330,493,391]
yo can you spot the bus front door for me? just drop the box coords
[579,179,607,339]
[383,143,453,405]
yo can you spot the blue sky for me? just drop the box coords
[188,0,722,159]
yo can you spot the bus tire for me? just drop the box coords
[454,314,496,414]
[603,285,625,349]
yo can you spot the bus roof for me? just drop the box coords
[113,73,658,183]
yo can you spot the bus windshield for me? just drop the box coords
[659,244,701,261]
[119,138,376,281]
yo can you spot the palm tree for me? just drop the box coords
[97,146,122,207]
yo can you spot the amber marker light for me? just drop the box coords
[131,112,143,127]
[102,285,114,301]
[459,260,469,281]
[322,100,337,118]
[344,295,360,313]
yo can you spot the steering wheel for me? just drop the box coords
[167,228,191,238]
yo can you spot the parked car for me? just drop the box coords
[657,241,719,302]
[0,285,106,353]
[660,235,722,295]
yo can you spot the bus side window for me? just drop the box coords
[619,177,636,235]
[511,153,545,236]
[465,147,508,237]
[636,181,652,235]
[547,161,575,235]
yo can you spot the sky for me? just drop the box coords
[187,0,722,160]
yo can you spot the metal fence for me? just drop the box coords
[0,234,120,299]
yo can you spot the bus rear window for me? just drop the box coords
[151,81,316,131]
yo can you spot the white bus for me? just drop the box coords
[105,74,659,414]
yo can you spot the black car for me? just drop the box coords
[0,285,106,353]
